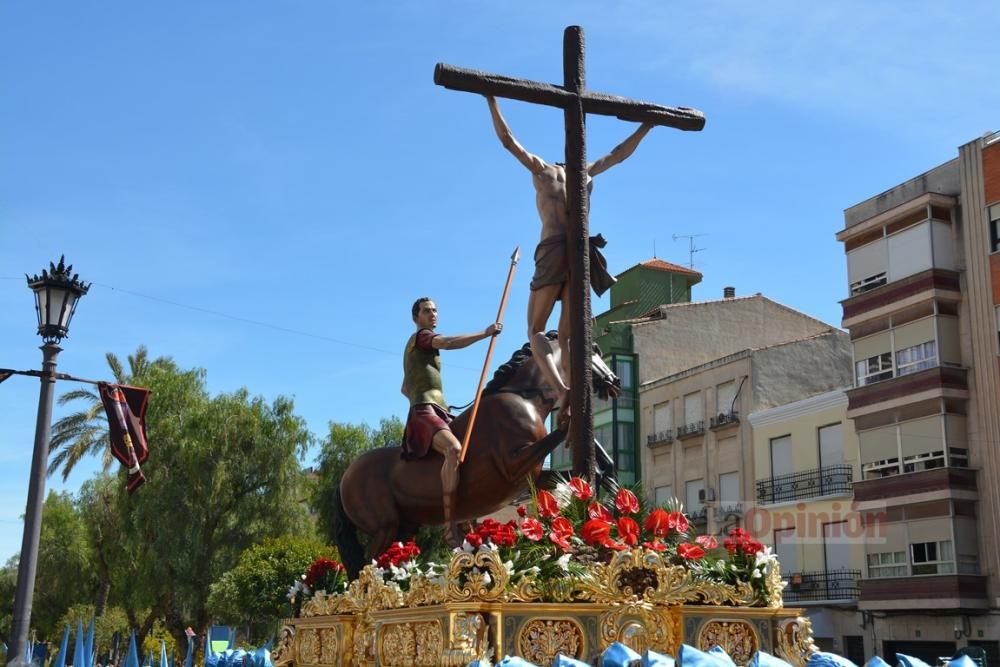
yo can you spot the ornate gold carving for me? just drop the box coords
[318,628,338,664]
[447,549,510,601]
[404,574,449,607]
[377,621,442,666]
[776,617,819,667]
[569,548,755,606]
[272,625,295,667]
[599,603,677,656]
[764,559,786,608]
[517,619,584,666]
[297,628,321,666]
[697,620,759,666]
[442,613,491,667]
[353,619,376,667]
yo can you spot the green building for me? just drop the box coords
[550,258,703,484]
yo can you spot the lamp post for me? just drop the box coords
[7,257,89,667]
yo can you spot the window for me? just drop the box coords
[867,550,907,578]
[683,391,703,426]
[990,203,1000,253]
[716,380,737,415]
[652,401,672,441]
[719,471,740,514]
[911,540,954,575]
[685,479,704,517]
[855,352,893,386]
[818,423,844,469]
[850,272,888,295]
[616,422,635,473]
[654,485,673,506]
[614,356,635,409]
[774,528,800,575]
[996,305,1000,352]
[896,341,937,376]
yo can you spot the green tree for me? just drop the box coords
[0,555,16,648]
[32,491,97,641]
[310,418,402,544]
[50,347,315,651]
[206,537,334,643]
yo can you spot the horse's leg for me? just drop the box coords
[366,522,401,565]
[503,428,568,482]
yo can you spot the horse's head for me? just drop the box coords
[548,336,622,401]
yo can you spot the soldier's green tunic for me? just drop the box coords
[403,329,448,410]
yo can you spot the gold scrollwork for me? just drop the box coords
[776,617,819,667]
[297,628,321,666]
[318,628,338,665]
[599,603,677,656]
[272,625,295,667]
[442,613,491,666]
[697,620,759,666]
[446,549,511,601]
[516,619,584,666]
[377,621,442,667]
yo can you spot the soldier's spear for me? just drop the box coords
[460,247,520,463]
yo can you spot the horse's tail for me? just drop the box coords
[332,482,365,580]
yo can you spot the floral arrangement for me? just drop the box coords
[287,557,348,611]
[290,478,783,610]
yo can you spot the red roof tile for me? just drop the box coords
[638,258,703,278]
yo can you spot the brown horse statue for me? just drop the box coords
[333,333,620,578]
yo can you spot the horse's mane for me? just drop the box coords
[483,331,557,396]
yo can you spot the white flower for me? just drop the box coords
[482,570,492,586]
[552,482,573,509]
[461,539,475,553]
[503,560,514,575]
[301,574,307,581]
[556,554,571,571]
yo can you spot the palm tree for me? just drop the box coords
[48,346,153,480]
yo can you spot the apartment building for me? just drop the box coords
[748,390,865,661]
[640,327,851,537]
[837,131,1000,660]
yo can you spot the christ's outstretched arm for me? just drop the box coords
[587,122,654,177]
[487,96,547,175]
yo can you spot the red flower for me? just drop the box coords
[644,508,669,537]
[536,490,560,518]
[465,532,483,549]
[695,535,719,549]
[376,540,421,568]
[615,488,640,515]
[667,511,689,533]
[516,505,527,517]
[724,527,763,556]
[604,539,628,551]
[617,517,640,546]
[581,518,612,547]
[677,543,706,560]
[304,558,345,588]
[568,477,593,501]
[493,522,518,547]
[520,517,544,541]
[642,539,667,552]
[587,502,614,522]
[549,516,575,550]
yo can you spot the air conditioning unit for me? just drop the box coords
[698,488,716,503]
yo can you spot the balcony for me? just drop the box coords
[853,466,977,503]
[783,570,860,603]
[756,464,853,504]
[847,365,968,414]
[676,421,705,439]
[859,574,989,610]
[710,410,740,430]
[646,430,674,447]
[688,507,707,523]
[841,268,961,324]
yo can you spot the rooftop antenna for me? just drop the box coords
[672,233,707,269]
[653,239,657,258]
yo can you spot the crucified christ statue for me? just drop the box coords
[486,95,652,414]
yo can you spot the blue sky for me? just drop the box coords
[2,1,998,560]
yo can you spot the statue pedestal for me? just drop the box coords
[273,549,818,666]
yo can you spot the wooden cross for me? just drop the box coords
[435,25,705,482]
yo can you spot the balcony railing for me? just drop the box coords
[756,464,853,504]
[710,410,740,429]
[676,421,705,439]
[688,507,707,523]
[783,570,860,602]
[646,430,674,447]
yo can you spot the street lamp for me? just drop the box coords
[7,257,89,667]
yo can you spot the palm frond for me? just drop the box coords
[57,388,99,406]
[106,352,125,383]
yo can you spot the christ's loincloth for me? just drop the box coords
[529,233,615,297]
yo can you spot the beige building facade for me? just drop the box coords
[748,390,865,661]
[640,329,852,540]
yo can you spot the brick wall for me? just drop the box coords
[985,140,1000,204]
